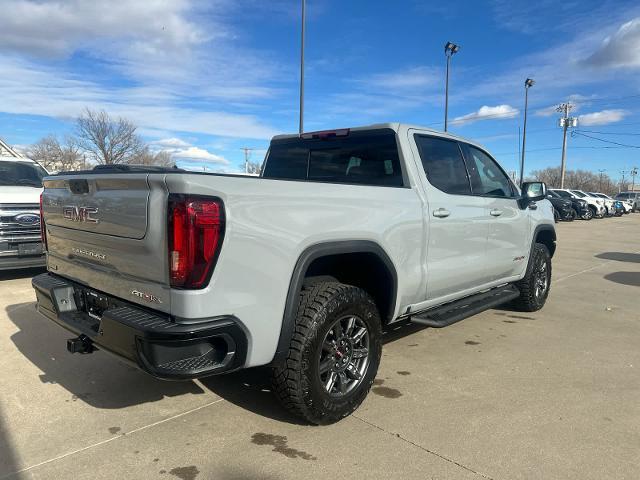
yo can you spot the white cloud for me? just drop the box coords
[578,109,628,126]
[0,0,208,58]
[152,138,191,148]
[453,105,519,125]
[0,57,278,140]
[584,18,640,68]
[172,146,229,165]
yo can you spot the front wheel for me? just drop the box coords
[512,243,551,312]
[570,208,578,221]
[272,282,382,425]
[581,206,594,220]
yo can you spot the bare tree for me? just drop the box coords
[129,147,175,167]
[28,135,85,172]
[246,160,262,175]
[529,167,617,195]
[76,108,144,164]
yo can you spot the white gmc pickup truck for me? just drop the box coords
[32,123,556,424]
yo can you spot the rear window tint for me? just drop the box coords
[414,135,470,195]
[262,129,404,187]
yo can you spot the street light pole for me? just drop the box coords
[519,78,535,187]
[444,42,460,132]
[632,167,638,192]
[298,0,306,135]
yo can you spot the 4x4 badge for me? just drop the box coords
[131,289,163,304]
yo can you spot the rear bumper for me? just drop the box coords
[0,254,46,271]
[32,273,247,379]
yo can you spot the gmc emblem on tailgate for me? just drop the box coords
[63,206,99,224]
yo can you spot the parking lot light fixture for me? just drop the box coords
[519,78,535,187]
[444,41,460,132]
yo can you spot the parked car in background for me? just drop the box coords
[614,192,640,212]
[546,191,574,221]
[0,156,47,271]
[590,193,626,215]
[567,189,606,218]
[549,189,591,220]
[588,192,616,216]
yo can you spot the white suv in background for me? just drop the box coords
[554,188,607,218]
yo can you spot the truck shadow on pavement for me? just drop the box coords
[0,410,20,479]
[604,272,640,287]
[6,302,206,409]
[595,252,640,263]
[199,369,307,425]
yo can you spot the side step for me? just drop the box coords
[410,285,520,328]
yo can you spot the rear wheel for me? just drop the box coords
[512,243,551,312]
[272,282,382,425]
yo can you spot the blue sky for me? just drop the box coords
[1,0,640,179]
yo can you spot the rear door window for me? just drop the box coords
[262,129,404,187]
[414,135,471,194]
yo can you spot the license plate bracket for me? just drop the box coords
[18,242,43,256]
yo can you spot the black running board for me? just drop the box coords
[410,285,520,328]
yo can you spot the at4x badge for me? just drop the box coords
[131,289,163,304]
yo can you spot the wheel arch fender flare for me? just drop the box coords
[531,223,557,258]
[272,240,398,364]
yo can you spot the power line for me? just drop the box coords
[573,129,640,136]
[572,131,640,149]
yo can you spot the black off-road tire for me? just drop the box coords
[512,243,551,312]
[271,282,382,425]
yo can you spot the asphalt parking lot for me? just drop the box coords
[1,215,639,480]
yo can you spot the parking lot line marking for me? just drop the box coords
[0,398,225,480]
[353,414,494,479]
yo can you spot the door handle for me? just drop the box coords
[490,209,503,217]
[432,208,450,218]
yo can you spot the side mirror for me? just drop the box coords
[519,182,546,208]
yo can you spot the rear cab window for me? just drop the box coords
[413,135,470,195]
[262,128,405,187]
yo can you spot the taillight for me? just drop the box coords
[168,195,224,289]
[39,193,48,251]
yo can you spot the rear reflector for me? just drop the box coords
[168,195,225,289]
[39,193,48,251]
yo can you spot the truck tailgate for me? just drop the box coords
[41,174,171,312]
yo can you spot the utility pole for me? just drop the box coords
[557,102,576,189]
[241,147,255,174]
[298,0,306,135]
[598,169,605,192]
[631,167,638,192]
[620,170,627,193]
